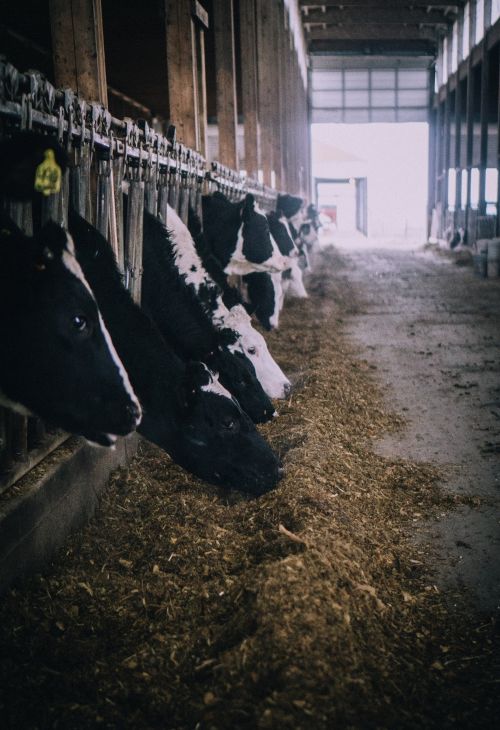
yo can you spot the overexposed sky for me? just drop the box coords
[311,123,429,239]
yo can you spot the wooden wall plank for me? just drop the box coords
[50,0,108,104]
[213,0,238,168]
[239,0,260,178]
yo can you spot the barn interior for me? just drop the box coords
[1,1,500,728]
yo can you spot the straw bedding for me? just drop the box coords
[0,248,498,729]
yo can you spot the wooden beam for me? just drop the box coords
[309,38,437,54]
[213,0,238,168]
[300,0,464,7]
[239,0,260,178]
[478,42,489,214]
[166,1,199,150]
[306,25,441,41]
[256,0,274,186]
[303,8,455,25]
[50,0,108,104]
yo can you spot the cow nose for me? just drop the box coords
[283,382,292,397]
[277,466,285,480]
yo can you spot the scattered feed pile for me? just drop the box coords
[0,249,498,729]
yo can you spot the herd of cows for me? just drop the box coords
[0,132,322,496]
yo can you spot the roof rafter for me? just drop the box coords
[302,8,455,25]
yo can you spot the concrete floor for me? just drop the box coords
[332,234,500,614]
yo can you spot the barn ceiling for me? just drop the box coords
[300,1,464,55]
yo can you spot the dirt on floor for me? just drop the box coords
[0,247,499,730]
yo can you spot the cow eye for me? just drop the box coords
[247,346,257,355]
[71,314,88,332]
[222,416,236,431]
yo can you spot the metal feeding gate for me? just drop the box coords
[0,58,278,495]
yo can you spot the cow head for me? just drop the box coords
[170,363,282,495]
[202,192,287,275]
[243,272,282,331]
[224,305,291,399]
[207,343,276,423]
[0,218,141,445]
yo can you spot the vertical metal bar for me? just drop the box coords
[96,154,111,239]
[125,172,145,303]
[158,167,170,225]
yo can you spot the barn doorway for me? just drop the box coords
[315,177,368,236]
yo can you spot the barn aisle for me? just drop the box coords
[0,246,499,729]
[338,242,500,612]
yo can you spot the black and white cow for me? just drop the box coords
[202,192,287,276]
[68,210,282,495]
[176,204,293,399]
[267,210,308,302]
[0,216,141,446]
[140,207,275,424]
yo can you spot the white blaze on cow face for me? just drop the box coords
[199,364,234,399]
[283,258,308,299]
[270,272,283,328]
[62,232,142,428]
[165,205,213,290]
[224,305,291,399]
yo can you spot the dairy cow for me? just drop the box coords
[202,192,287,276]
[69,210,282,495]
[140,206,275,423]
[183,205,292,399]
[0,216,141,446]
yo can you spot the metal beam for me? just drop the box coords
[303,8,455,25]
[306,25,441,41]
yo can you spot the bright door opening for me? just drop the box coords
[311,123,429,247]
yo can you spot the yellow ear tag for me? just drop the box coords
[34,149,62,196]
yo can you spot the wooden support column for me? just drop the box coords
[239,0,260,178]
[443,84,451,211]
[256,0,274,186]
[166,0,207,153]
[479,43,490,214]
[213,0,238,168]
[455,74,463,213]
[465,57,474,224]
[50,0,108,104]
[496,49,500,235]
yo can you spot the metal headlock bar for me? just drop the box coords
[0,58,281,493]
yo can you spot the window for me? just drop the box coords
[463,3,470,58]
[475,0,484,45]
[451,22,458,72]
[470,168,480,209]
[493,0,500,24]
[461,170,468,209]
[448,169,457,210]
[442,37,448,84]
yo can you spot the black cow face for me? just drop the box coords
[277,194,303,220]
[267,211,295,256]
[0,219,141,445]
[171,363,282,496]
[207,346,275,423]
[239,194,275,264]
[243,272,278,331]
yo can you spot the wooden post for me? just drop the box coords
[478,43,489,214]
[455,74,463,213]
[256,0,274,186]
[50,0,108,104]
[465,58,474,225]
[166,0,207,152]
[213,0,238,168]
[239,0,259,178]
